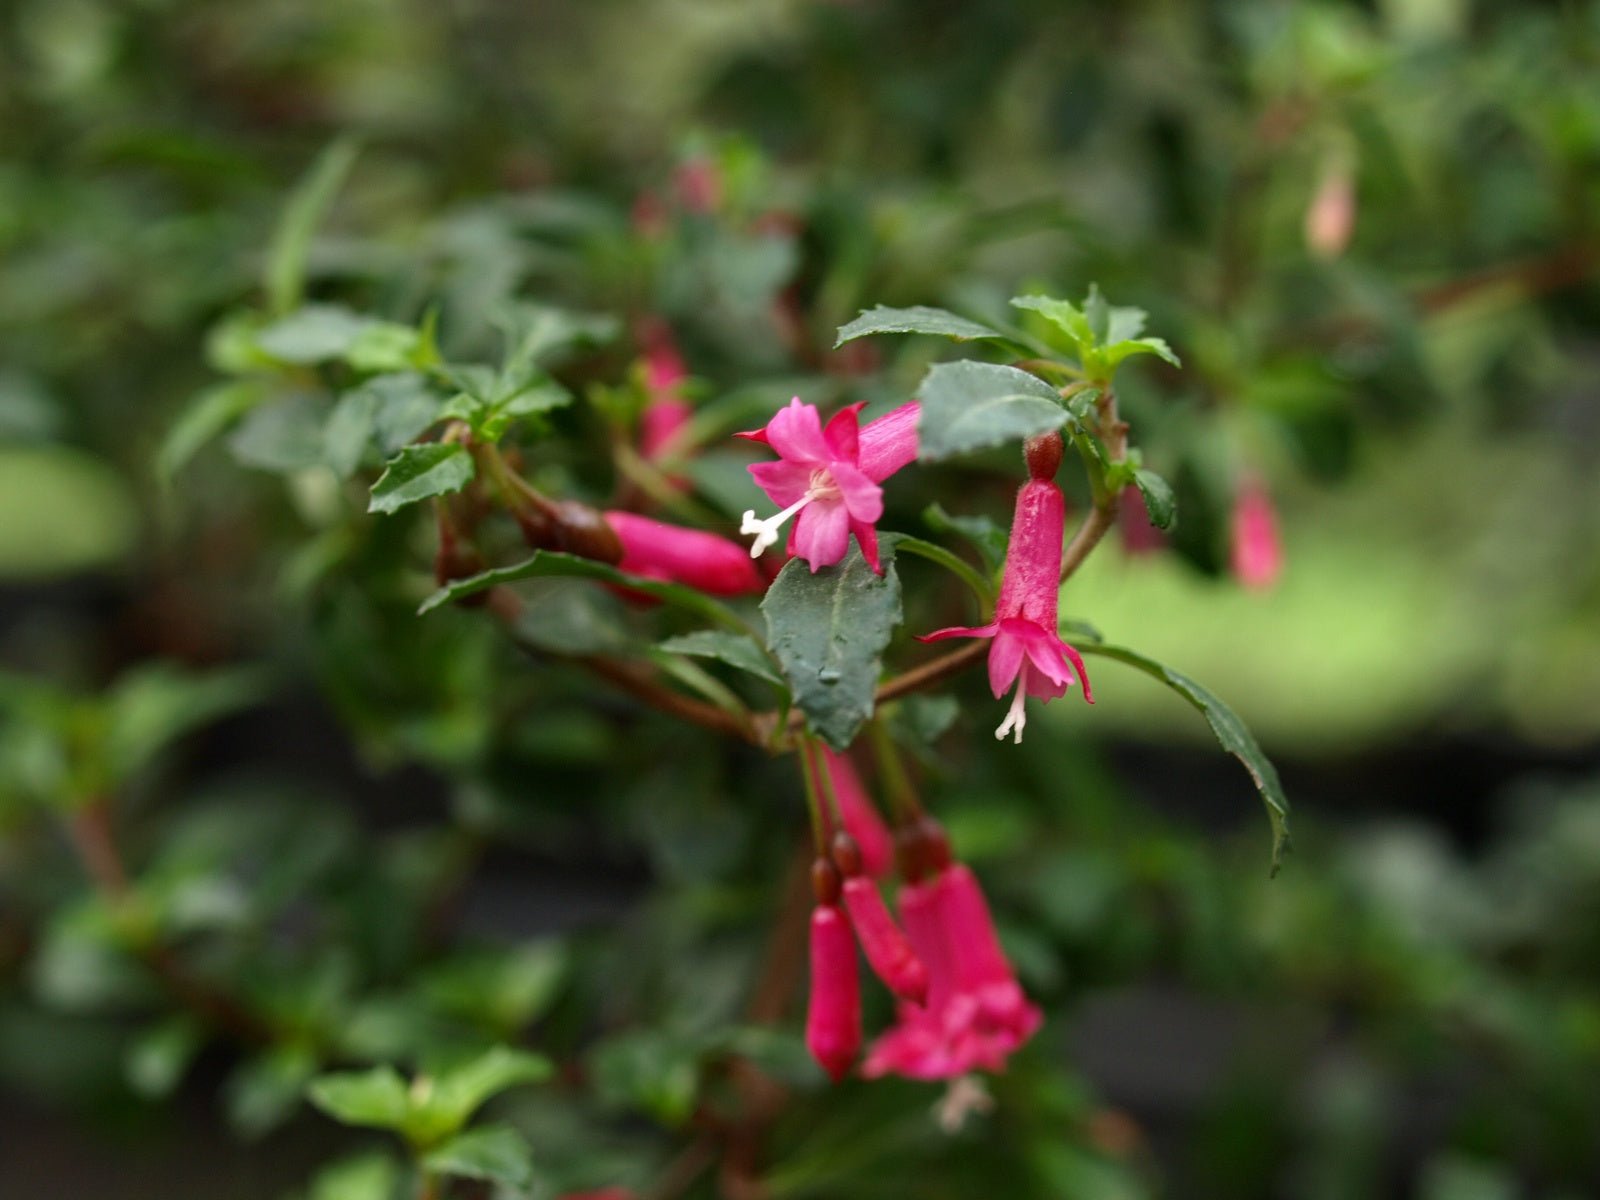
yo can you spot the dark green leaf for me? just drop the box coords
[367,373,442,453]
[659,630,785,689]
[422,1125,534,1189]
[425,1046,552,1133]
[125,1017,203,1099]
[323,388,381,478]
[1076,641,1291,872]
[922,502,1009,574]
[761,544,902,750]
[590,1030,700,1126]
[228,1044,318,1139]
[159,381,268,480]
[418,550,745,632]
[367,445,474,515]
[834,305,1010,347]
[266,138,359,316]
[307,1065,411,1132]
[1132,469,1176,530]
[916,360,1066,462]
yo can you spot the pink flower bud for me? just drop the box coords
[603,511,765,597]
[820,747,893,878]
[806,904,861,1083]
[1230,477,1283,591]
[842,876,928,1005]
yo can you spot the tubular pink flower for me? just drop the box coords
[603,511,765,597]
[737,399,919,574]
[917,479,1092,743]
[1305,161,1356,261]
[820,747,894,878]
[861,865,1040,1081]
[842,876,928,1005]
[638,335,692,463]
[806,904,861,1083]
[1230,476,1283,591]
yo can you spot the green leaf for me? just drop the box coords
[266,138,359,316]
[881,532,992,602]
[1011,294,1094,349]
[421,1125,534,1189]
[308,1152,402,1200]
[418,550,746,633]
[158,381,268,481]
[307,1065,411,1132]
[495,302,619,369]
[761,544,902,750]
[590,1030,700,1126]
[1132,468,1176,530]
[916,360,1067,462]
[255,304,372,365]
[125,1017,203,1099]
[344,320,437,375]
[0,446,139,579]
[228,1044,319,1139]
[228,394,327,473]
[423,1046,552,1134]
[834,305,1011,347]
[422,942,566,1033]
[923,502,1008,575]
[324,374,441,477]
[1103,336,1180,370]
[1076,641,1291,872]
[367,444,475,515]
[659,630,785,689]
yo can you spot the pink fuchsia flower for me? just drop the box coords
[842,874,928,1006]
[1230,476,1283,591]
[820,747,894,878]
[806,902,861,1082]
[603,511,764,597]
[917,479,1092,743]
[738,399,919,573]
[861,864,1041,1081]
[635,326,693,466]
[1304,158,1356,261]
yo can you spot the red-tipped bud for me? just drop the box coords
[1023,431,1063,482]
[810,856,842,906]
[842,876,928,1006]
[805,905,860,1083]
[821,747,893,878]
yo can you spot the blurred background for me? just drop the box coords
[2,0,1599,1197]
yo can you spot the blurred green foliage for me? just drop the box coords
[1,0,1599,1197]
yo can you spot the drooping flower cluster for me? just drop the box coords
[738,398,920,573]
[802,794,1043,1084]
[919,438,1092,743]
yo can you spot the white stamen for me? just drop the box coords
[740,471,839,558]
[993,670,1030,744]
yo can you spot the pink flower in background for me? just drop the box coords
[1118,487,1166,557]
[820,747,894,878]
[604,511,765,597]
[738,399,919,573]
[1305,159,1356,260]
[1230,476,1283,591]
[806,902,861,1082]
[918,479,1092,743]
[635,324,693,464]
[862,864,1041,1081]
[673,157,722,215]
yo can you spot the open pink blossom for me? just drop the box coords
[917,479,1092,743]
[806,903,861,1083]
[604,511,764,597]
[862,864,1041,1081]
[820,747,894,878]
[738,399,919,573]
[1230,476,1283,591]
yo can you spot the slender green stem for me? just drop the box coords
[795,738,831,853]
[867,719,921,823]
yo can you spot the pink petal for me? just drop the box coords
[828,462,883,523]
[821,748,894,878]
[747,459,814,508]
[793,499,851,570]
[822,401,867,461]
[915,623,998,645]
[994,480,1066,626]
[843,877,928,1005]
[763,398,833,464]
[852,520,880,575]
[986,627,1026,699]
